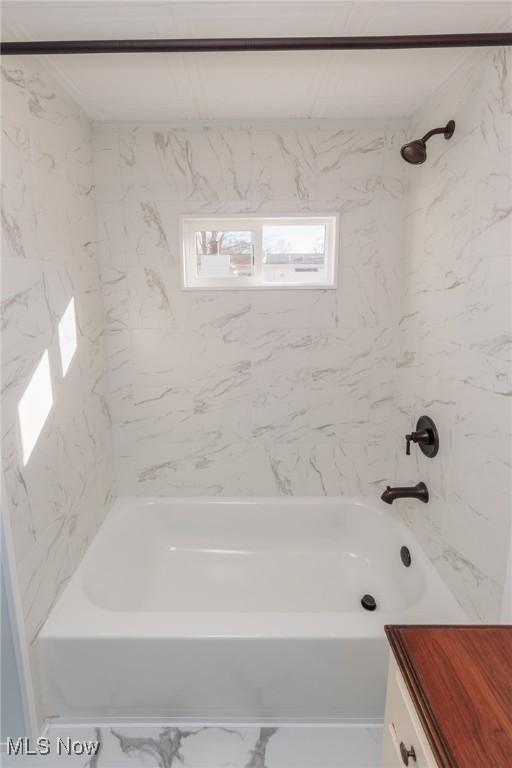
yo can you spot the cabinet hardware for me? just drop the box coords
[400,741,417,765]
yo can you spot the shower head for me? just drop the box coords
[400,139,428,165]
[400,120,455,165]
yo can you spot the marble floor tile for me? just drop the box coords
[3,724,382,768]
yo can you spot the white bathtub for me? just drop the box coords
[37,497,465,722]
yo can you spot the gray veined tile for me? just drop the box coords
[22,725,382,768]
[96,117,405,502]
[2,55,114,658]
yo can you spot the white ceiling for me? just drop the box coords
[2,1,511,121]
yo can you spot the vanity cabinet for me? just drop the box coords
[382,655,438,767]
[382,625,512,768]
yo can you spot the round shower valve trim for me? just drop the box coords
[405,415,439,458]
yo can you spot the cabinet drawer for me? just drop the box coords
[382,658,439,768]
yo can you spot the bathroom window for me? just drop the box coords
[181,216,338,289]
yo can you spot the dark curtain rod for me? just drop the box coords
[2,32,512,55]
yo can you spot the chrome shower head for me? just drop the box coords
[400,120,455,165]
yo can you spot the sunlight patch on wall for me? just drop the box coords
[58,297,77,376]
[18,350,53,465]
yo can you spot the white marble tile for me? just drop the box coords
[394,46,512,621]
[2,724,382,768]
[97,122,406,498]
[3,43,511,737]
[1,58,113,712]
[92,125,124,204]
[266,726,383,768]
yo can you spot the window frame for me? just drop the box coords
[180,214,339,290]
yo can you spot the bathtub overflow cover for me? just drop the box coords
[361,594,377,612]
[400,546,412,568]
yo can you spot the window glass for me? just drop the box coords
[196,230,254,277]
[262,224,326,284]
[182,216,337,289]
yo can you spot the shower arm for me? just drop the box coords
[420,126,450,143]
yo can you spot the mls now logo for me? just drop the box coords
[6,737,101,757]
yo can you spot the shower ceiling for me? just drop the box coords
[2,0,511,121]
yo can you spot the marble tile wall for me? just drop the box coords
[394,47,512,621]
[94,121,407,496]
[1,58,113,676]
[3,48,509,719]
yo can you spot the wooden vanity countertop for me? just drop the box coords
[385,625,512,768]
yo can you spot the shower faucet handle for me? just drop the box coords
[405,429,431,455]
[405,416,439,458]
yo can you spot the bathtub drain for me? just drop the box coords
[361,594,377,611]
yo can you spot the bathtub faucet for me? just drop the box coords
[380,481,429,505]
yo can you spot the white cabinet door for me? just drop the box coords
[382,657,439,768]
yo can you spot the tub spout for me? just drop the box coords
[380,481,429,505]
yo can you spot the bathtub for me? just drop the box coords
[37,497,465,722]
